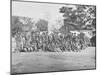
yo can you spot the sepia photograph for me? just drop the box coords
[11,0,96,74]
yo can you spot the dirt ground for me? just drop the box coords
[11,47,96,74]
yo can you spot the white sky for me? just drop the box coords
[12,1,64,22]
[12,1,76,31]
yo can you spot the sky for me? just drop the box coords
[12,1,76,31]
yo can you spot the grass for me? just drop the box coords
[11,47,96,74]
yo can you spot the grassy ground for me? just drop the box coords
[11,47,96,74]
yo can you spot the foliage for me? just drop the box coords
[59,5,96,30]
[35,19,48,31]
[11,16,35,37]
[11,16,23,37]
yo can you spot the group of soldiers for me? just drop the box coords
[13,30,91,52]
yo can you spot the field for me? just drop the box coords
[11,47,96,74]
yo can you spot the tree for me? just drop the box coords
[11,16,23,37]
[55,18,63,29]
[59,5,96,31]
[51,27,59,34]
[35,19,48,31]
[19,16,34,32]
[11,16,35,37]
